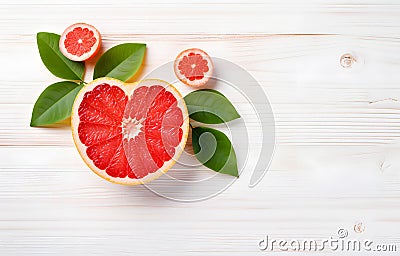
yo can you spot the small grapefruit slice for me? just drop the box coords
[59,23,101,62]
[71,77,189,185]
[174,48,213,87]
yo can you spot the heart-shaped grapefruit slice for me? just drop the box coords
[71,77,189,185]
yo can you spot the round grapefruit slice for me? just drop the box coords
[174,48,213,87]
[59,23,101,62]
[71,77,189,185]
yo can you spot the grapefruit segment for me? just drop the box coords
[72,78,189,185]
[106,142,132,179]
[86,135,121,171]
[78,84,127,126]
[78,123,121,147]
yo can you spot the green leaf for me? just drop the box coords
[184,89,240,124]
[36,32,84,80]
[192,127,238,177]
[93,43,146,81]
[30,81,83,126]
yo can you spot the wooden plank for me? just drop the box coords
[1,35,400,146]
[1,0,400,255]
[0,1,400,37]
[0,145,399,254]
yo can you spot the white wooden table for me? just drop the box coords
[1,0,400,255]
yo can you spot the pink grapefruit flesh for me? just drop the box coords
[174,48,213,87]
[71,78,189,185]
[59,23,101,62]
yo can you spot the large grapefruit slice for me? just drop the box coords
[71,77,189,185]
[59,23,101,62]
[174,48,213,87]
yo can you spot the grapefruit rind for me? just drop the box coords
[59,23,101,62]
[173,48,214,87]
[71,77,189,185]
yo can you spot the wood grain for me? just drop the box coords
[1,0,400,255]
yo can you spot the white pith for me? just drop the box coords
[121,117,143,140]
[71,77,189,186]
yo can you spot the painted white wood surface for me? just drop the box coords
[1,0,400,255]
